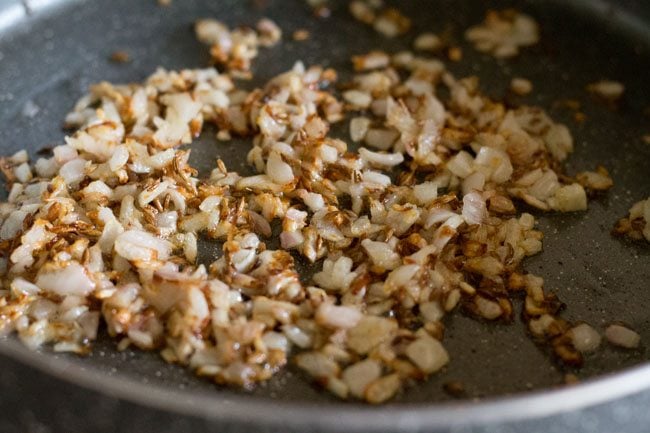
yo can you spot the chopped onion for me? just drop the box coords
[605,325,640,349]
[569,324,601,353]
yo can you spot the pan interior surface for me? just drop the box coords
[0,0,648,416]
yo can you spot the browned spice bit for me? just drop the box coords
[447,46,463,62]
[443,380,466,398]
[157,0,171,5]
[556,99,581,111]
[110,50,130,64]
[612,217,634,238]
[553,98,584,123]
[292,29,310,41]
[36,146,53,156]
[573,112,587,124]
[498,298,514,321]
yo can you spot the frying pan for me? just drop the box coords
[0,0,649,431]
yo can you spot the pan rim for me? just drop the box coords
[2,337,650,430]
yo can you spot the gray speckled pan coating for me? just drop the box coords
[0,0,648,431]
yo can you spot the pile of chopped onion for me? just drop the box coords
[0,5,635,404]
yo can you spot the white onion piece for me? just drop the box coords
[158,210,179,228]
[35,158,58,178]
[569,323,601,353]
[53,145,78,164]
[83,180,113,199]
[406,335,449,374]
[59,158,87,185]
[115,230,172,262]
[1,210,28,240]
[420,301,444,322]
[11,277,41,296]
[109,145,129,171]
[347,316,398,355]
[362,170,392,186]
[425,209,458,229]
[361,239,401,270]
[139,181,170,207]
[36,263,95,296]
[342,359,381,398]
[319,144,339,163]
[548,183,587,212]
[528,171,560,201]
[385,264,420,292]
[296,190,325,212]
[282,324,312,349]
[343,90,372,108]
[475,146,513,183]
[605,325,640,349]
[280,231,304,249]
[14,163,32,183]
[433,215,465,250]
[313,257,356,292]
[262,331,289,351]
[475,297,502,320]
[413,182,438,205]
[315,303,363,329]
[364,128,399,151]
[446,151,474,178]
[359,147,404,168]
[350,117,371,142]
[414,33,442,51]
[462,191,487,225]
[462,171,486,195]
[295,351,339,379]
[266,151,294,184]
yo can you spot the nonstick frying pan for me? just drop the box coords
[0,0,649,432]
